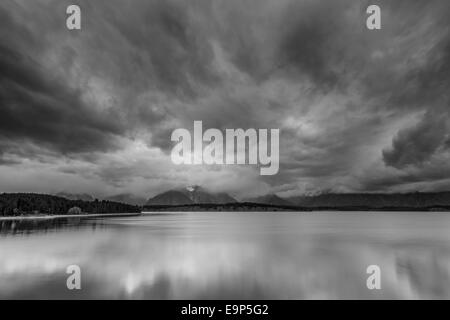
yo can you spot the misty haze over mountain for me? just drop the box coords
[146,186,237,206]
[143,186,450,210]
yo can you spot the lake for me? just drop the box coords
[1,211,450,299]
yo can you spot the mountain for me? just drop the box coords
[104,193,146,206]
[181,186,237,203]
[213,192,238,203]
[146,190,193,206]
[245,194,293,206]
[55,192,94,202]
[286,191,450,209]
[146,186,237,206]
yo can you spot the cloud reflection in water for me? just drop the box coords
[1,212,450,299]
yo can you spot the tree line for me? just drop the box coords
[0,193,141,216]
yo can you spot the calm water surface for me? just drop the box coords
[1,212,450,299]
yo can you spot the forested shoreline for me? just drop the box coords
[0,193,141,216]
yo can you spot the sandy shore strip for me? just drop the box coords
[0,212,142,221]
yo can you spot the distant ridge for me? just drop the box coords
[104,193,146,206]
[145,188,450,211]
[55,192,94,202]
[244,194,293,206]
[286,191,450,209]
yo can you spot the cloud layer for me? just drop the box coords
[1,0,450,198]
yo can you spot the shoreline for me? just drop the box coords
[0,212,142,221]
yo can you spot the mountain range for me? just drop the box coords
[56,187,450,210]
[145,188,450,210]
[244,194,293,206]
[286,192,450,209]
[104,193,147,206]
[146,186,237,206]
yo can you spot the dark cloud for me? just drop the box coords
[0,0,450,196]
[275,0,347,89]
[104,0,219,97]
[383,111,449,169]
[380,24,450,171]
[0,5,124,157]
[358,158,450,193]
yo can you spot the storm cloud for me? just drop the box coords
[0,0,450,198]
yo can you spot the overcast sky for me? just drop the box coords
[0,0,449,199]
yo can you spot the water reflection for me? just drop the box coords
[0,218,105,236]
[0,212,450,299]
